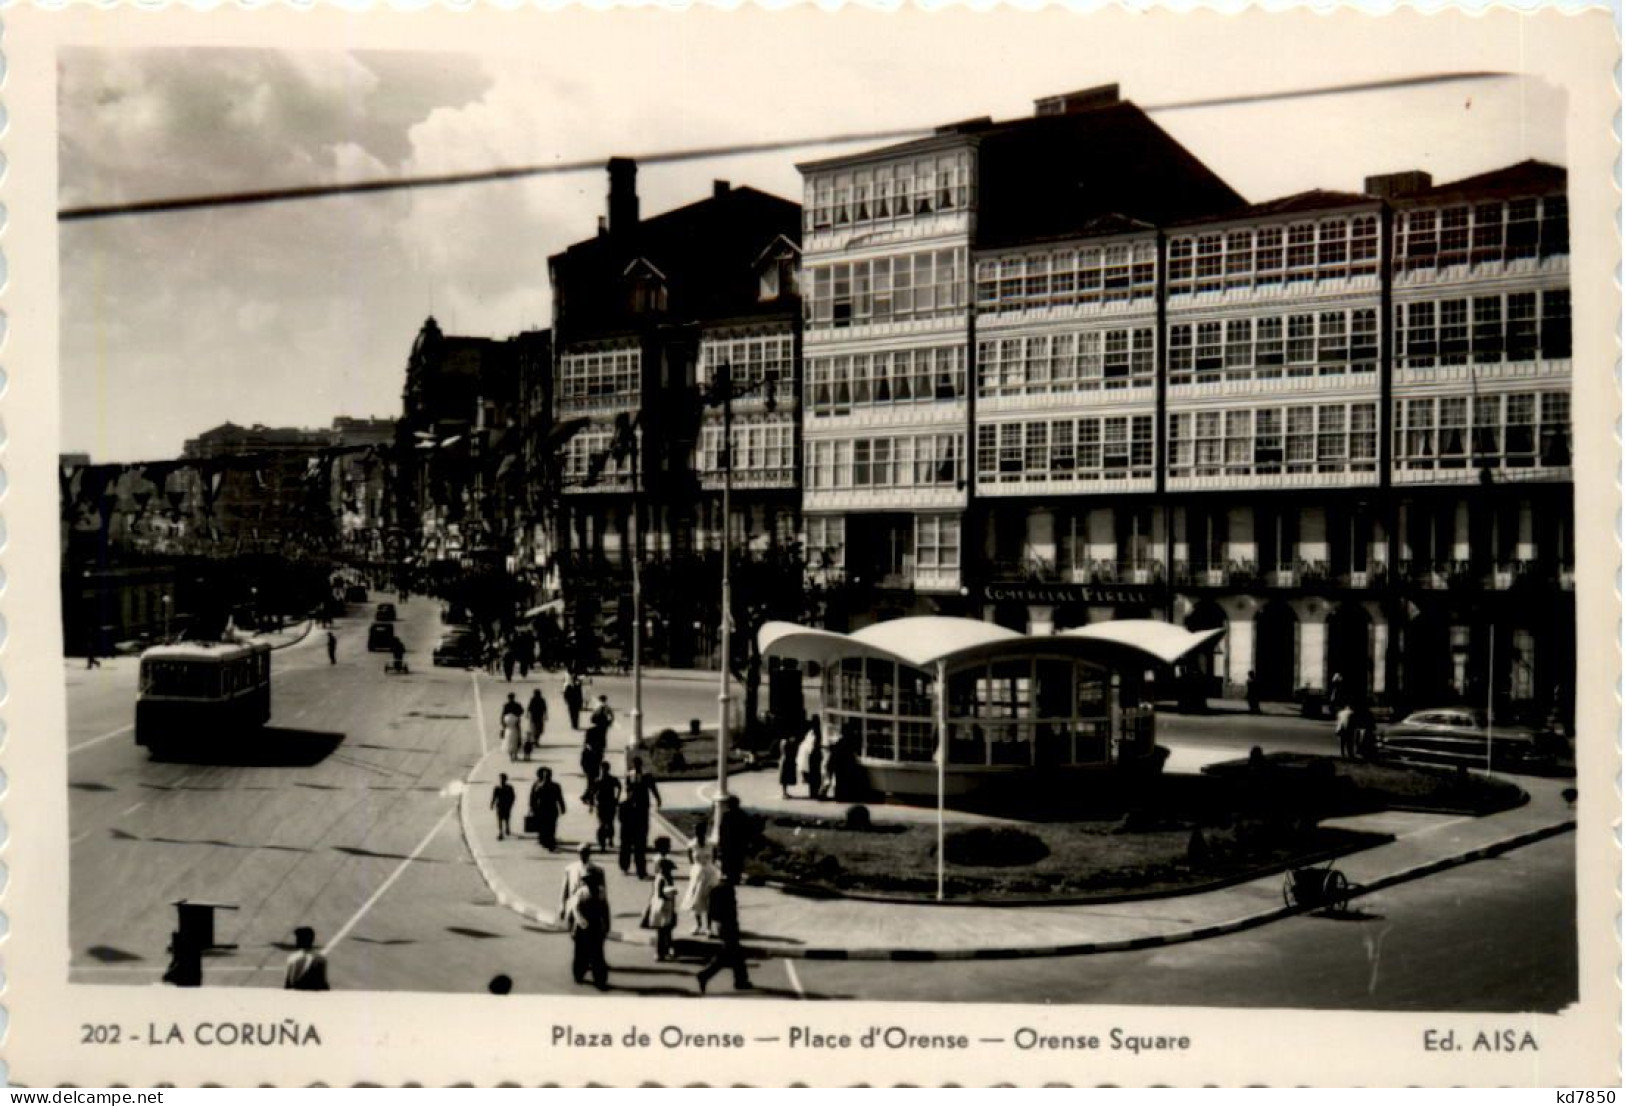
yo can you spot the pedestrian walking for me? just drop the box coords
[804,726,824,801]
[501,693,524,763]
[680,841,720,935]
[619,757,663,879]
[695,879,751,994]
[529,767,567,851]
[1329,671,1345,713]
[525,689,548,758]
[326,631,338,665]
[491,772,516,840]
[390,636,406,671]
[1246,670,1261,715]
[1335,703,1356,759]
[588,695,615,748]
[85,646,101,670]
[283,927,330,991]
[580,738,603,799]
[563,674,585,731]
[567,870,611,991]
[646,857,679,961]
[715,794,749,884]
[588,763,621,850]
[559,843,602,920]
[778,732,799,799]
[503,650,516,683]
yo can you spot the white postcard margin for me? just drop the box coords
[2,3,1618,1087]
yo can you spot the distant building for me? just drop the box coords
[397,318,535,570]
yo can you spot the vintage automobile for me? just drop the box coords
[1376,707,1568,773]
[344,584,369,604]
[432,628,482,668]
[375,602,398,623]
[367,622,398,653]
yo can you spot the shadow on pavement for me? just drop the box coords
[147,727,346,767]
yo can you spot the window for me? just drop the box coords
[560,346,640,404]
[1195,322,1223,380]
[1286,223,1316,280]
[1254,409,1283,469]
[1169,325,1193,385]
[1439,207,1470,266]
[1024,423,1048,481]
[1403,398,1435,468]
[1317,405,1347,468]
[1350,404,1377,469]
[1050,420,1075,473]
[1473,394,1502,462]
[1256,227,1284,285]
[1317,312,1347,374]
[1473,297,1503,364]
[1168,413,1192,471]
[1195,411,1222,474]
[998,424,1023,478]
[1256,317,1284,375]
[1506,293,1538,360]
[1102,418,1130,472]
[1542,289,1572,359]
[1505,393,1537,464]
[1540,392,1572,466]
[1286,406,1315,471]
[917,515,961,570]
[1438,396,1467,464]
[1351,309,1378,371]
[1225,319,1252,376]
[1287,315,1315,376]
[1225,410,1251,470]
[807,515,845,569]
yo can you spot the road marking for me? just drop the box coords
[784,958,805,999]
[69,724,134,756]
[322,804,457,956]
[118,801,147,818]
[470,670,489,756]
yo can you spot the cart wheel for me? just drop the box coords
[1282,872,1297,908]
[1323,869,1350,913]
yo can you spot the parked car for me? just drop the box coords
[1376,707,1568,772]
[375,602,397,623]
[367,622,398,652]
[433,628,482,668]
[345,584,369,604]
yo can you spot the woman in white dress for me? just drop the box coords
[679,841,720,936]
[502,711,523,763]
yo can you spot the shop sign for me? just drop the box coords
[983,583,1158,606]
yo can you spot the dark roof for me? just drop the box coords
[1197,189,1377,226]
[972,103,1244,248]
[550,185,801,341]
[1405,159,1567,204]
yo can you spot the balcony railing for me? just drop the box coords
[1394,559,1572,590]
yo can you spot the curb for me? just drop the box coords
[456,744,659,949]
[456,739,1576,961]
[728,818,1576,962]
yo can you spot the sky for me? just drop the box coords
[57,9,1568,464]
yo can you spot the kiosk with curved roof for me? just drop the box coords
[759,617,1223,801]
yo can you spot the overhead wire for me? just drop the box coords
[58,71,1509,223]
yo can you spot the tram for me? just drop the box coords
[135,641,273,751]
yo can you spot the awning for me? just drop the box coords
[761,616,1224,672]
[1059,622,1226,668]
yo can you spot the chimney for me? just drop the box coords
[713,179,731,198]
[1364,170,1433,200]
[1034,84,1121,117]
[607,157,639,237]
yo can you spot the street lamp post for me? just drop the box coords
[706,362,778,841]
